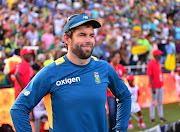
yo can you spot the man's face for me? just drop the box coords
[155,54,161,61]
[10,36,15,43]
[111,53,120,64]
[128,80,133,86]
[24,54,32,62]
[69,25,95,59]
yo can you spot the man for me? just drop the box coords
[10,14,131,132]
[25,23,39,46]
[7,48,33,99]
[41,24,55,50]
[147,49,167,124]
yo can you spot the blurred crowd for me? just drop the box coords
[0,0,180,82]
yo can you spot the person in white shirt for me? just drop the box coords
[126,75,146,130]
[26,24,39,46]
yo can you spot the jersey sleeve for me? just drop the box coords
[10,65,52,132]
[107,63,131,132]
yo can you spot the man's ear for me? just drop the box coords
[63,34,70,45]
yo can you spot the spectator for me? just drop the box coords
[107,51,127,132]
[175,21,180,40]
[147,37,156,61]
[32,98,48,132]
[176,39,180,54]
[36,41,46,54]
[36,53,46,69]
[25,24,39,46]
[53,15,65,36]
[116,29,124,49]
[107,37,118,52]
[126,75,146,129]
[0,25,6,41]
[23,38,31,46]
[136,53,148,74]
[6,48,33,99]
[7,32,16,49]
[165,38,175,55]
[92,38,103,59]
[41,25,55,50]
[4,48,21,80]
[147,49,167,124]
[119,42,129,65]
[157,37,167,64]
[53,48,67,60]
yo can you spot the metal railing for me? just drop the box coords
[124,63,180,75]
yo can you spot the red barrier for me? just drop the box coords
[0,88,48,131]
[0,88,14,129]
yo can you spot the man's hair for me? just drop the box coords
[14,48,21,56]
[109,50,120,59]
[32,63,40,71]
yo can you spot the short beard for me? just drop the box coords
[71,43,94,59]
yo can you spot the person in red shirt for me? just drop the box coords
[6,48,33,99]
[107,51,127,132]
[147,49,167,124]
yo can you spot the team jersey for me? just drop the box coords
[10,55,131,132]
[127,85,139,103]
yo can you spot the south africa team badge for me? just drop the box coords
[94,72,101,84]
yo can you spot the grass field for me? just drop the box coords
[127,102,180,132]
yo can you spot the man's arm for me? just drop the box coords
[149,75,155,94]
[115,97,131,132]
[10,66,52,132]
[6,68,16,85]
[6,73,14,85]
[15,72,24,90]
[147,62,155,94]
[107,63,131,132]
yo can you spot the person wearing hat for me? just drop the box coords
[174,67,180,106]
[10,14,131,132]
[147,49,167,124]
[7,48,33,99]
[126,75,146,129]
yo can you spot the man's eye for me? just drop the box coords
[79,34,85,36]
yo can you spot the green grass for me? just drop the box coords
[128,102,180,132]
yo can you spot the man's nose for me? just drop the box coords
[85,36,91,42]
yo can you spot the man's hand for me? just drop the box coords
[149,75,156,94]
[152,85,156,94]
[152,88,156,94]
